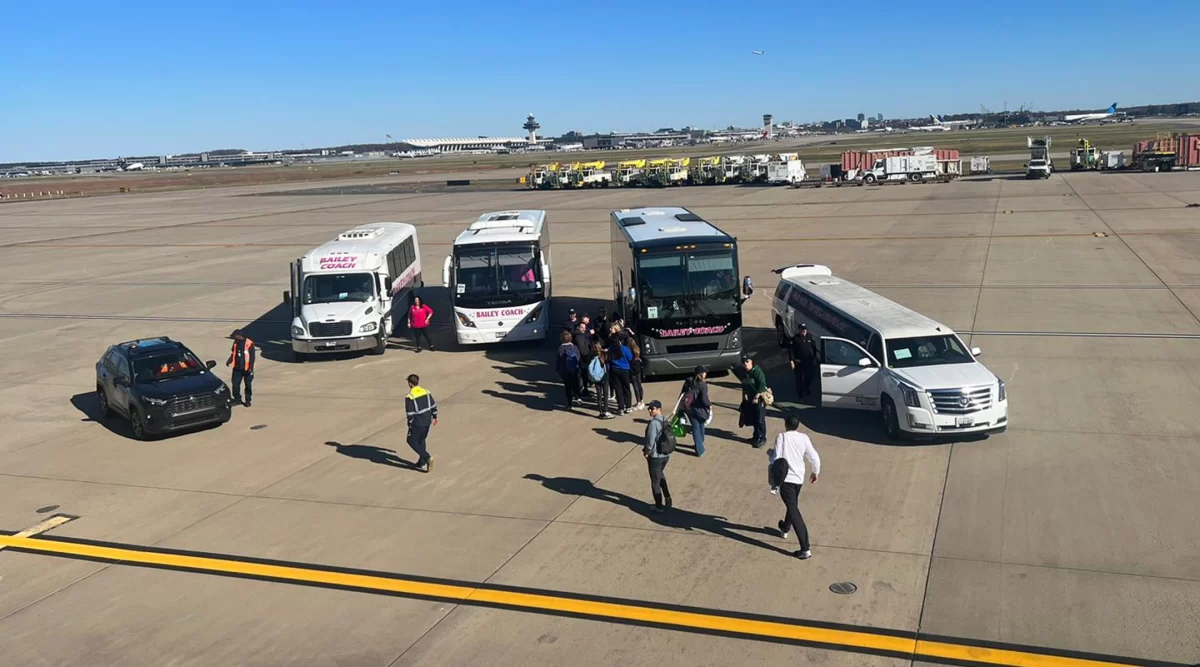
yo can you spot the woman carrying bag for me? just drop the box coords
[678,366,713,456]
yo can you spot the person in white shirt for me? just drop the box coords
[767,413,821,560]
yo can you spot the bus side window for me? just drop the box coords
[774,283,790,301]
[867,334,885,366]
[402,238,416,269]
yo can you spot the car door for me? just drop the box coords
[819,337,881,410]
[97,349,117,398]
[112,354,134,415]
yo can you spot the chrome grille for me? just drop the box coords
[928,386,993,414]
[309,321,352,337]
[168,393,221,417]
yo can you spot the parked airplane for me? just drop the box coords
[909,115,951,132]
[123,162,145,171]
[1064,103,1117,123]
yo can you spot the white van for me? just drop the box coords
[771,264,1007,439]
[288,223,421,360]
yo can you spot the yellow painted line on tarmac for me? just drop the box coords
[0,515,75,551]
[0,533,1178,667]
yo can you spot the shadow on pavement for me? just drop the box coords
[70,391,137,439]
[324,441,419,470]
[524,474,792,556]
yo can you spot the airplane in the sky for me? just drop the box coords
[1064,103,1118,123]
[751,50,764,55]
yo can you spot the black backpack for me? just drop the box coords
[656,418,676,455]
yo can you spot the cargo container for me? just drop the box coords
[969,156,991,174]
[1180,135,1200,168]
[842,147,960,173]
[1100,151,1126,170]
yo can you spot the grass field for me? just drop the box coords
[4,119,1198,201]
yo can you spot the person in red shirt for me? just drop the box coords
[408,295,435,352]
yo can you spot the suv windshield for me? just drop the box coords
[887,335,974,368]
[132,350,205,382]
[303,273,374,305]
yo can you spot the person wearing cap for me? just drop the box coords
[563,308,579,334]
[679,365,712,456]
[643,400,673,512]
[788,323,819,399]
[225,329,256,407]
[740,354,768,447]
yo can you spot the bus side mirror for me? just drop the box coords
[628,287,636,300]
[282,290,290,304]
[742,275,753,296]
[971,347,982,357]
[383,276,393,295]
[442,256,452,289]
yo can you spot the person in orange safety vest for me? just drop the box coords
[225,329,256,407]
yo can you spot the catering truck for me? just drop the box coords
[767,160,808,185]
[771,264,1008,440]
[861,154,937,183]
[288,223,422,360]
[443,210,551,344]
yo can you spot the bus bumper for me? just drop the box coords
[292,336,377,354]
[456,323,545,345]
[643,349,742,377]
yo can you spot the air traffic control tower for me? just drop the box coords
[523,114,540,144]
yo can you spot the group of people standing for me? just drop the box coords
[556,307,645,419]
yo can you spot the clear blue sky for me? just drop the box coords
[3,0,1197,162]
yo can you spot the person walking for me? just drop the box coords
[643,400,673,512]
[768,414,821,559]
[608,333,634,415]
[408,296,435,352]
[589,342,614,419]
[740,354,769,447]
[225,329,255,407]
[404,373,438,472]
[788,323,819,399]
[556,330,582,408]
[628,335,646,410]
[679,366,712,456]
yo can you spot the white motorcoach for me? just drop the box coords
[771,264,1008,439]
[442,210,551,344]
[288,223,421,360]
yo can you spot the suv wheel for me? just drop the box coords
[881,397,903,441]
[97,386,112,419]
[130,406,149,441]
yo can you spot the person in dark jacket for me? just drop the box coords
[679,365,712,456]
[595,306,612,346]
[608,334,634,415]
[562,308,579,334]
[628,332,645,410]
[643,400,673,512]
[788,323,819,399]
[573,321,593,397]
[404,374,438,472]
[740,354,769,447]
[555,330,582,408]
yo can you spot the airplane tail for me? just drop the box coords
[1107,103,1118,113]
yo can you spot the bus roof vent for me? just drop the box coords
[338,228,383,241]
[809,279,839,286]
[619,216,646,227]
[674,212,703,222]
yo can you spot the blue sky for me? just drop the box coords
[2,0,1197,162]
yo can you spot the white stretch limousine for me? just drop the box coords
[771,264,1007,439]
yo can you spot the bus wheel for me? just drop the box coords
[370,333,386,356]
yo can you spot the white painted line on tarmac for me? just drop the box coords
[0,514,77,552]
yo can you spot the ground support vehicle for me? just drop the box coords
[862,155,938,184]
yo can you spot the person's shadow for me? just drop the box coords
[524,474,793,556]
[325,441,419,470]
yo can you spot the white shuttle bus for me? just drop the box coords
[442,210,550,344]
[288,223,421,360]
[771,264,1008,439]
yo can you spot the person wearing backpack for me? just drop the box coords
[589,342,613,419]
[608,333,634,415]
[679,365,712,456]
[556,330,583,409]
[643,400,674,512]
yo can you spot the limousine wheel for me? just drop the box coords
[881,397,902,441]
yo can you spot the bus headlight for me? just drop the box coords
[729,329,741,348]
[457,312,477,328]
[898,382,922,408]
[291,324,306,337]
[523,305,543,325]
[359,322,378,333]
[641,336,656,354]
[998,378,1006,401]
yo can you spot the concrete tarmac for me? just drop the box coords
[1,172,1199,666]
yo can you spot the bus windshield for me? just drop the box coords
[636,250,739,319]
[454,244,544,309]
[303,273,375,305]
